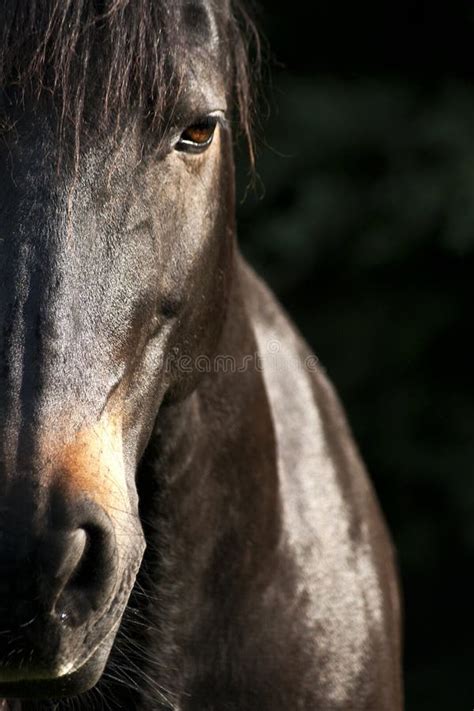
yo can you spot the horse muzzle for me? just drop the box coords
[0,482,144,697]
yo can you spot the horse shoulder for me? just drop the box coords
[238,258,402,709]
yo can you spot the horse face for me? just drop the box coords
[0,6,233,698]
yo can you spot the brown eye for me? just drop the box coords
[176,116,219,154]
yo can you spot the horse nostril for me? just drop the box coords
[55,529,88,590]
[50,528,90,626]
[51,514,117,627]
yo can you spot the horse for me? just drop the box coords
[0,1,402,709]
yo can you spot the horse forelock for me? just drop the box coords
[0,0,258,161]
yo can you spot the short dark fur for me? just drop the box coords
[0,2,402,709]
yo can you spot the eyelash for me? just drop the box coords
[174,115,221,154]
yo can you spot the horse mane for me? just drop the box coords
[0,0,259,161]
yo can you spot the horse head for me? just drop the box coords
[0,0,245,698]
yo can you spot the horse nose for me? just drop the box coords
[0,495,118,630]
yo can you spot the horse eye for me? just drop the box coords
[175,116,218,154]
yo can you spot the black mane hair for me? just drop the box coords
[0,0,258,160]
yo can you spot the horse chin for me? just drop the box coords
[0,624,117,701]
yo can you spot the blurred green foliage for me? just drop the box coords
[236,77,474,710]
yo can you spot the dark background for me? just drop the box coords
[235,2,473,709]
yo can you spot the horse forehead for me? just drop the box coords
[181,0,220,44]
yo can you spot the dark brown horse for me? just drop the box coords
[0,1,402,709]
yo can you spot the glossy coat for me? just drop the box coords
[0,1,402,708]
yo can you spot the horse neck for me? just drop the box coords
[127,256,281,705]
